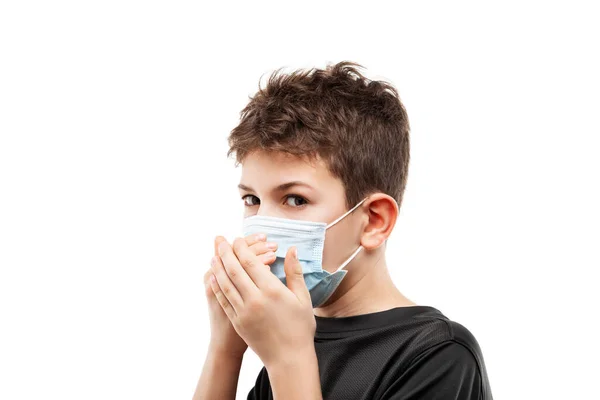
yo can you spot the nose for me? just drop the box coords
[255,203,285,219]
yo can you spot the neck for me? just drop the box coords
[313,249,416,318]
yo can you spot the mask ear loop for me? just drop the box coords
[325,197,368,273]
[335,245,363,272]
[326,197,368,229]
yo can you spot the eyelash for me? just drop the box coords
[241,194,308,208]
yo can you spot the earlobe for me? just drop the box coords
[361,234,385,250]
[360,194,398,250]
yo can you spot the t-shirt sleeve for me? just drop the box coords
[246,367,271,400]
[381,341,486,400]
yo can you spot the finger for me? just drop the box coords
[209,274,236,320]
[229,238,280,289]
[217,239,263,294]
[218,235,275,264]
[260,251,277,265]
[214,236,227,257]
[204,267,216,288]
[284,246,311,304]
[203,269,214,297]
[246,236,277,264]
[245,233,267,247]
[248,241,277,262]
[216,240,259,299]
[204,268,212,285]
[248,240,277,255]
[248,245,276,266]
[211,254,245,312]
[217,235,274,262]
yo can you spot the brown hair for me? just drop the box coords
[227,61,410,209]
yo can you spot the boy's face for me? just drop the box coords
[238,150,365,273]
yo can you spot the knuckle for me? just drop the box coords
[240,257,258,270]
[214,291,224,303]
[247,243,262,255]
[210,279,220,292]
[246,298,265,314]
[237,313,248,325]
[265,289,279,300]
[264,284,281,299]
[226,267,237,278]
[220,299,230,310]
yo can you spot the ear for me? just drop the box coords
[360,194,399,250]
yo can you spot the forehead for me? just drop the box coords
[240,150,336,187]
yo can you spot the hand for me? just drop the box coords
[209,238,316,369]
[203,234,278,359]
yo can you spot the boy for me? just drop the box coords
[193,61,492,399]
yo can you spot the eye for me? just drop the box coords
[242,195,260,207]
[285,195,308,208]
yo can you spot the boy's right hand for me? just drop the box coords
[203,234,277,359]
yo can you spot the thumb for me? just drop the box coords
[284,246,310,303]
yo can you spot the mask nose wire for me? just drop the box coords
[325,198,368,229]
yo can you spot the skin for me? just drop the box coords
[193,150,415,400]
[193,234,278,400]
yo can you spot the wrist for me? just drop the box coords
[265,343,318,374]
[207,342,246,362]
[267,346,322,400]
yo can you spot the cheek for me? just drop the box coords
[321,224,360,272]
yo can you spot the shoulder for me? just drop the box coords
[409,309,487,372]
[402,316,492,400]
[409,308,484,354]
[443,319,489,375]
[366,306,483,375]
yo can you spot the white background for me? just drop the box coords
[1,1,599,399]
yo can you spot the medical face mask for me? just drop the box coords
[242,198,366,308]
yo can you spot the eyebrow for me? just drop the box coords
[238,181,314,193]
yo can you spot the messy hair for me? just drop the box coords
[227,61,410,209]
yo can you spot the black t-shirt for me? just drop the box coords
[247,306,492,400]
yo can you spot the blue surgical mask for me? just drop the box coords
[242,198,367,308]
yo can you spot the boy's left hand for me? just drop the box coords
[209,237,316,370]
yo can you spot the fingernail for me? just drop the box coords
[211,256,217,267]
[256,233,266,241]
[262,252,275,262]
[292,247,298,261]
[210,275,216,284]
[266,242,277,250]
